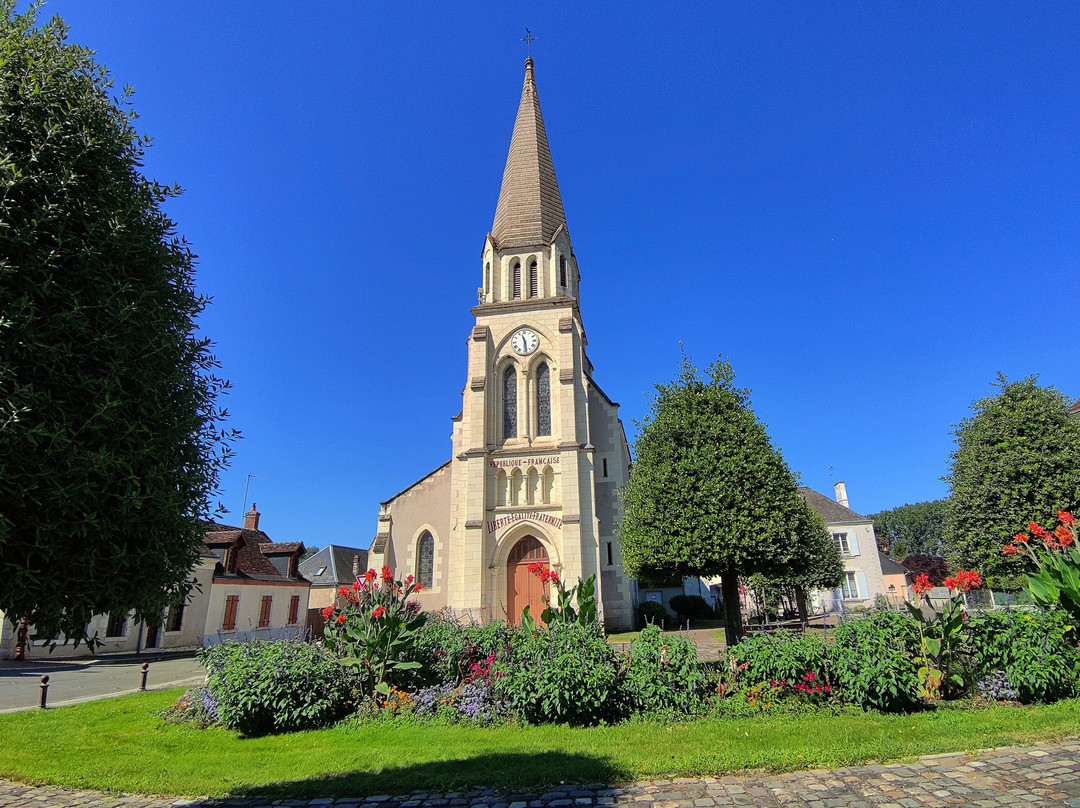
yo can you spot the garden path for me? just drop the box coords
[2,738,1078,807]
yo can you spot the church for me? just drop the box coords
[367,57,637,631]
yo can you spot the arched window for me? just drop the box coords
[512,261,521,299]
[485,262,491,296]
[542,466,555,504]
[496,469,508,506]
[510,468,523,506]
[417,532,434,588]
[527,467,539,505]
[503,366,517,439]
[528,259,538,298]
[536,362,551,436]
[559,255,567,288]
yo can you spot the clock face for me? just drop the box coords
[511,328,540,355]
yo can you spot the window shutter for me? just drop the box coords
[848,529,861,556]
[856,571,868,600]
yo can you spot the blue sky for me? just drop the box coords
[37,2,1080,549]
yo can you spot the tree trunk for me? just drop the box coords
[794,585,809,623]
[14,613,29,661]
[721,569,743,646]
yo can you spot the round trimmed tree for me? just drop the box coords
[0,5,234,650]
[944,375,1080,588]
[618,354,814,645]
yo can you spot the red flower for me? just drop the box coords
[1060,511,1075,526]
[404,574,415,585]
[1030,522,1050,541]
[1054,525,1074,547]
[336,614,346,624]
[364,569,377,584]
[1002,543,1018,555]
[321,605,335,620]
[371,606,386,618]
[1015,532,1029,543]
[912,573,933,594]
[338,585,351,598]
[946,569,981,592]
[549,570,560,584]
[414,583,424,592]
[381,565,394,582]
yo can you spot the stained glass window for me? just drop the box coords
[536,363,551,436]
[503,367,517,439]
[418,532,434,588]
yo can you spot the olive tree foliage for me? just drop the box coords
[869,499,947,560]
[0,4,235,647]
[944,375,1080,588]
[617,354,812,644]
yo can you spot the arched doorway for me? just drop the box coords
[506,535,549,626]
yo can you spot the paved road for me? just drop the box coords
[0,655,203,713]
[1,738,1079,807]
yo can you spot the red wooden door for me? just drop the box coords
[507,536,549,625]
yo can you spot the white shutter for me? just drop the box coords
[856,571,868,600]
[848,529,861,556]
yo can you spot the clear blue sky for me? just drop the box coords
[36,2,1080,549]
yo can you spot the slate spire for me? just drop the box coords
[491,58,568,250]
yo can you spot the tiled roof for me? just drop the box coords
[799,486,868,524]
[203,522,306,582]
[490,58,568,250]
[1069,397,1080,416]
[299,545,370,587]
[878,552,909,576]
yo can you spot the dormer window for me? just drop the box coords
[223,547,238,574]
[287,555,298,578]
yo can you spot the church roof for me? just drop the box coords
[491,58,568,250]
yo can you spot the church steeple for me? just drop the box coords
[491,58,568,250]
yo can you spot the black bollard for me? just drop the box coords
[139,662,149,691]
[39,675,49,709]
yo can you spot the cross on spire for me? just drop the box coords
[521,28,536,58]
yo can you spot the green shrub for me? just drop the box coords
[729,631,830,686]
[493,621,622,726]
[967,609,1080,702]
[637,600,672,628]
[412,615,513,687]
[828,611,920,712]
[623,624,708,717]
[668,594,715,622]
[200,640,355,735]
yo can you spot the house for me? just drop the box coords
[1,504,310,659]
[878,552,911,606]
[201,504,311,644]
[801,482,890,612]
[300,544,370,610]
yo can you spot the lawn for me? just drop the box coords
[1,690,1080,799]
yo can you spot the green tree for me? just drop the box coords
[0,4,234,650]
[618,354,813,645]
[869,499,947,560]
[944,375,1080,588]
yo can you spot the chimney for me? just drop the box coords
[352,554,361,579]
[834,482,849,509]
[244,503,260,531]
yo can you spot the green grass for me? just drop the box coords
[2,691,1080,800]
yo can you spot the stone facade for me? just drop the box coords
[368,58,637,630]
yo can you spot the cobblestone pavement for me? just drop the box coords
[2,739,1079,808]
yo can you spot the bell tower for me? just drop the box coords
[444,57,635,628]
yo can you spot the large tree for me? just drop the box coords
[618,354,813,645]
[944,375,1080,588]
[0,5,234,649]
[869,499,947,560]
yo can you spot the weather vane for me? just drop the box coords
[521,28,536,58]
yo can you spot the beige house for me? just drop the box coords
[368,57,637,630]
[801,482,890,612]
[1,504,309,659]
